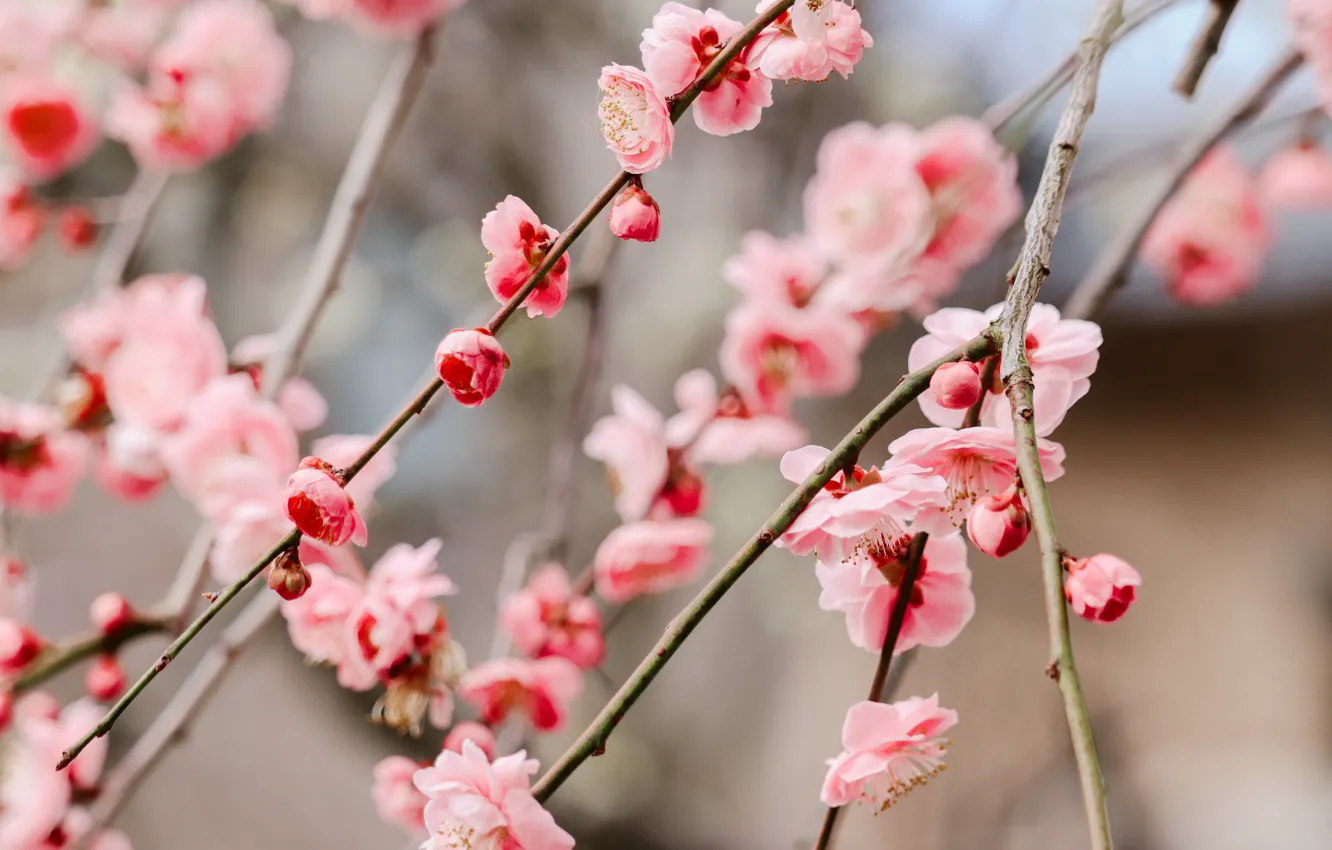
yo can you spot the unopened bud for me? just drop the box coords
[929,361,982,410]
[435,328,509,408]
[0,618,42,674]
[268,550,313,601]
[966,485,1030,558]
[58,205,97,251]
[1064,553,1141,623]
[89,592,135,635]
[85,654,126,702]
[609,181,661,243]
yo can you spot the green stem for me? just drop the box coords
[14,615,172,694]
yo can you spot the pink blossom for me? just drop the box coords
[0,2,72,76]
[85,654,126,702]
[1140,145,1273,306]
[609,180,662,241]
[592,518,713,603]
[499,563,605,669]
[413,741,574,850]
[815,532,974,653]
[640,3,773,136]
[230,334,329,432]
[0,400,89,517]
[373,755,429,836]
[27,699,110,793]
[211,492,290,582]
[966,484,1030,558]
[59,205,98,252]
[821,694,957,809]
[435,328,509,407]
[719,301,864,412]
[0,170,43,270]
[442,722,497,759]
[286,457,368,547]
[104,70,237,172]
[722,230,828,309]
[280,563,365,674]
[94,423,168,502]
[887,426,1064,524]
[59,274,206,374]
[583,385,669,522]
[598,65,674,174]
[1064,553,1140,623]
[1,75,99,181]
[1259,144,1332,207]
[311,433,397,509]
[0,617,43,676]
[777,445,949,563]
[459,657,582,732]
[664,369,805,465]
[0,709,71,848]
[929,361,981,411]
[750,0,872,82]
[481,196,570,319]
[74,0,173,70]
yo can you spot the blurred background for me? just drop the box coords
[3,0,1331,848]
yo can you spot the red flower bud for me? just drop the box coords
[435,328,509,408]
[0,618,43,675]
[286,457,367,547]
[929,361,982,410]
[85,654,126,702]
[609,182,661,243]
[1064,553,1140,623]
[89,592,135,635]
[966,485,1030,558]
[268,549,313,601]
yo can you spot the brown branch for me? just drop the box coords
[1172,0,1240,99]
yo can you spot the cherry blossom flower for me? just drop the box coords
[1064,553,1140,623]
[105,68,238,172]
[481,196,570,319]
[598,64,673,174]
[664,369,805,465]
[74,0,173,71]
[310,433,397,508]
[1,75,99,181]
[458,656,583,732]
[776,445,949,564]
[60,274,200,374]
[750,0,872,83]
[719,301,864,413]
[608,180,662,241]
[640,2,773,136]
[722,230,828,309]
[1140,145,1273,306]
[94,422,168,502]
[499,563,605,669]
[0,399,89,517]
[966,484,1030,558]
[887,426,1064,524]
[442,722,497,759]
[435,328,509,407]
[821,694,957,809]
[413,741,575,850]
[286,457,368,547]
[593,518,713,603]
[1258,143,1332,207]
[267,549,313,601]
[280,563,365,675]
[373,755,428,837]
[211,493,290,582]
[815,532,975,653]
[0,171,43,270]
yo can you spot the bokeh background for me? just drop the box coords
[3,1,1330,848]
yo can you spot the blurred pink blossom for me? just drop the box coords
[499,563,605,670]
[0,75,99,181]
[435,328,509,408]
[719,300,863,413]
[1065,553,1141,623]
[0,400,88,517]
[459,657,583,732]
[592,518,712,603]
[373,755,428,836]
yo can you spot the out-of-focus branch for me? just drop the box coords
[811,532,928,850]
[1172,0,1240,98]
[1063,48,1304,320]
[13,615,172,694]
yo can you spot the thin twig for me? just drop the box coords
[812,533,929,850]
[13,615,173,694]
[530,336,993,802]
[1063,48,1304,320]
[1171,0,1240,99]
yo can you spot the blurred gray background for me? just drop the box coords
[3,1,1331,848]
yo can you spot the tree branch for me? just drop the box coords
[1063,47,1304,320]
[1171,0,1240,99]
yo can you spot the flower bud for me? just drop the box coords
[442,721,497,760]
[966,485,1030,558]
[85,654,126,701]
[435,328,509,407]
[609,181,661,242]
[267,549,313,601]
[1064,553,1140,623]
[89,592,135,635]
[286,457,368,547]
[59,205,97,251]
[929,361,982,410]
[0,618,43,674]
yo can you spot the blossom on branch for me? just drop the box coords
[435,328,509,408]
[821,694,957,809]
[482,196,571,319]
[665,369,805,465]
[749,0,872,83]
[592,518,713,603]
[0,399,88,517]
[499,563,605,670]
[286,456,369,547]
[458,656,583,732]
[598,65,673,175]
[0,74,99,181]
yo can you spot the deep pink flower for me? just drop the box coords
[608,181,662,241]
[413,741,574,850]
[0,170,43,270]
[719,301,864,413]
[821,694,957,808]
[664,369,805,465]
[1140,145,1272,306]
[887,426,1064,524]
[211,492,290,582]
[750,0,872,82]
[592,518,713,603]
[435,328,509,407]
[73,0,172,71]
[286,457,368,547]
[458,657,583,732]
[373,755,429,837]
[598,65,673,174]
[582,385,670,522]
[722,230,828,309]
[310,433,398,509]
[1,75,99,181]
[499,563,605,670]
[442,722,497,759]
[481,196,570,318]
[0,400,89,517]
[966,484,1030,558]
[104,71,236,172]
[640,2,773,136]
[1064,553,1140,623]
[929,361,981,411]
[1259,144,1332,207]
[776,445,949,563]
[280,563,365,676]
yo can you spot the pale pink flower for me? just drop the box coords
[1259,144,1332,207]
[413,741,574,850]
[104,71,237,172]
[0,2,73,76]
[1064,553,1140,623]
[598,65,673,174]
[722,230,828,309]
[640,3,773,136]
[458,657,582,732]
[230,334,329,432]
[59,273,205,374]
[27,699,110,793]
[608,180,662,241]
[443,722,497,759]
[664,369,805,465]
[286,457,368,547]
[777,445,949,563]
[0,400,89,517]
[718,301,864,413]
[93,422,168,502]
[583,385,670,522]
[804,122,933,274]
[0,555,34,622]
[346,0,465,34]
[211,496,290,582]
[1140,145,1273,306]
[750,0,872,82]
[821,694,957,809]
[499,563,605,670]
[0,709,71,848]
[887,426,1064,524]
[816,532,974,653]
[481,196,570,319]
[311,433,398,508]
[280,563,365,675]
[361,539,457,637]
[1,75,99,181]
[966,484,1030,558]
[592,518,713,603]
[0,170,43,270]
[373,755,429,837]
[435,328,509,407]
